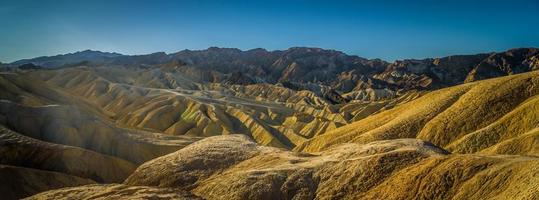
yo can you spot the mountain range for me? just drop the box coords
[1,47,539,199]
[8,47,539,91]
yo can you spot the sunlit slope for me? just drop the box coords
[445,94,539,155]
[24,184,201,200]
[28,135,539,200]
[297,71,539,155]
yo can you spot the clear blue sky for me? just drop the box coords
[1,0,538,62]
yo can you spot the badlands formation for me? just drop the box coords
[0,47,538,199]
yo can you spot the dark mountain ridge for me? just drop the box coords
[10,47,539,94]
[11,50,123,68]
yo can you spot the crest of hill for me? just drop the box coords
[28,135,539,200]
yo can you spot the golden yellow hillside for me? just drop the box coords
[297,70,539,157]
[27,135,539,200]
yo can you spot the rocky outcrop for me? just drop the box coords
[465,48,539,82]
[376,48,539,90]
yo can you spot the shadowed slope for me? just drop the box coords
[0,100,199,164]
[0,125,135,183]
[0,165,94,200]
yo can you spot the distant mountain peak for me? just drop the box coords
[10,50,124,68]
[71,49,123,57]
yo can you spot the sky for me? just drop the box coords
[1,0,538,63]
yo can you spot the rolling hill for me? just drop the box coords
[28,135,539,200]
[296,70,539,157]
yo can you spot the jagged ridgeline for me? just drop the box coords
[1,47,539,199]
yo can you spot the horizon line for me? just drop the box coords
[5,46,539,64]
